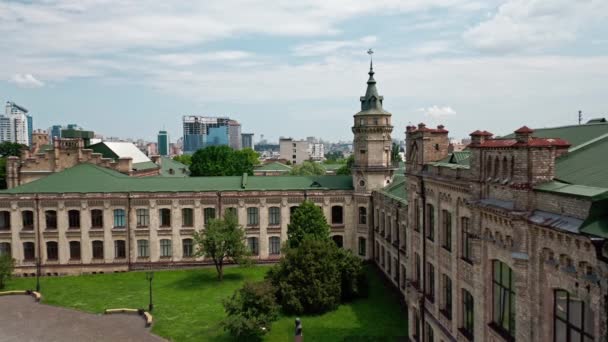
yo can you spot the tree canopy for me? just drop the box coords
[288,161,326,176]
[0,255,15,289]
[193,212,250,280]
[287,200,330,249]
[336,155,355,175]
[0,142,26,157]
[172,154,192,166]
[391,142,401,164]
[189,146,260,176]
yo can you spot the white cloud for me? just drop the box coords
[464,0,608,52]
[419,105,457,118]
[292,36,377,57]
[152,51,253,66]
[9,74,45,88]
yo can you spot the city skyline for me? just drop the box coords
[1,1,607,142]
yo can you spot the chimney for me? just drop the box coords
[150,155,161,165]
[117,157,133,174]
[514,126,534,143]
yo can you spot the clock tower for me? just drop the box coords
[351,60,395,194]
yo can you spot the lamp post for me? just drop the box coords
[35,257,41,292]
[146,271,154,312]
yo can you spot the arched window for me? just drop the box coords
[91,209,103,228]
[22,211,34,230]
[0,211,10,230]
[502,156,509,179]
[69,241,81,260]
[269,237,280,255]
[92,240,104,259]
[492,260,515,338]
[331,206,344,225]
[160,239,172,257]
[358,237,366,256]
[359,207,367,225]
[137,240,149,258]
[23,242,35,261]
[113,209,126,228]
[45,210,57,229]
[554,289,594,341]
[182,238,194,257]
[114,240,126,258]
[494,156,500,178]
[46,241,58,260]
[332,235,343,248]
[68,210,80,229]
[247,237,259,256]
[0,242,11,257]
[159,208,171,227]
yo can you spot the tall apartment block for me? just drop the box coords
[1,102,33,146]
[182,116,243,153]
[241,133,254,149]
[157,130,169,156]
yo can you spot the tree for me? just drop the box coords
[391,142,401,164]
[266,238,341,315]
[335,248,369,301]
[336,155,355,175]
[193,212,250,281]
[324,151,344,163]
[0,142,26,157]
[172,154,192,166]
[289,161,326,176]
[190,145,260,177]
[287,200,330,248]
[0,255,15,289]
[222,280,279,341]
[0,158,7,189]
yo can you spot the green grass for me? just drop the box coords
[4,266,407,341]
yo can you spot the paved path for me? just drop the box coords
[0,296,166,342]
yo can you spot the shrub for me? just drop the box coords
[287,200,330,249]
[335,248,369,301]
[222,280,279,341]
[0,255,15,289]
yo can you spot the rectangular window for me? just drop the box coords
[68,210,81,229]
[92,241,104,259]
[182,208,194,227]
[69,241,81,260]
[23,242,35,261]
[268,207,281,226]
[426,204,434,241]
[553,289,594,342]
[442,274,452,320]
[182,239,194,257]
[248,237,259,256]
[91,209,103,228]
[492,260,515,339]
[136,209,149,227]
[45,210,57,229]
[462,217,473,262]
[0,211,10,230]
[358,237,366,256]
[22,211,34,230]
[204,207,216,225]
[160,239,172,257]
[462,289,474,339]
[331,206,344,225]
[247,207,259,226]
[137,240,149,258]
[113,209,126,228]
[269,237,280,255]
[114,240,126,258]
[46,241,58,260]
[426,262,435,302]
[415,253,421,289]
[359,207,367,225]
[159,209,171,227]
[442,210,452,251]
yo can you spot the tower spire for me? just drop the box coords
[361,49,381,111]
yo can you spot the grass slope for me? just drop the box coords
[4,266,407,341]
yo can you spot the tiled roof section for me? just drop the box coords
[514,126,534,133]
[475,138,570,148]
[379,174,407,204]
[255,162,292,172]
[470,130,493,136]
[0,163,354,194]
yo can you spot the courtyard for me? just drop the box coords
[2,265,407,341]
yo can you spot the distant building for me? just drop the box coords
[279,138,310,165]
[228,120,242,150]
[1,101,33,146]
[31,129,49,154]
[182,116,230,153]
[308,141,325,161]
[241,133,254,149]
[48,124,93,146]
[157,130,169,156]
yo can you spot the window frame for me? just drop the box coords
[22,210,34,230]
[46,241,58,261]
[92,240,104,259]
[247,207,259,226]
[268,207,281,226]
[358,207,367,225]
[553,289,594,342]
[160,239,172,257]
[45,210,57,230]
[68,209,81,229]
[491,260,516,340]
[461,217,473,263]
[269,236,280,255]
[137,239,149,258]
[441,273,452,320]
[203,207,216,225]
[426,204,435,241]
[358,237,366,256]
[91,209,104,228]
[461,289,474,340]
[0,211,11,230]
[182,238,194,257]
[247,237,259,256]
[0,242,11,257]
[136,208,149,228]
[159,208,171,227]
[114,240,126,259]
[69,241,81,260]
[442,210,452,251]
[331,205,344,225]
[113,209,126,228]
[23,242,35,261]
[426,262,435,302]
[182,208,194,227]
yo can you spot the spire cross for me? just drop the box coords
[367,48,374,71]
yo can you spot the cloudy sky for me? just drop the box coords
[1,0,607,143]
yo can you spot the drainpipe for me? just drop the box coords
[35,195,41,274]
[126,193,131,271]
[396,202,401,289]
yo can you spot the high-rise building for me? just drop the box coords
[1,101,32,146]
[157,130,169,156]
[241,133,254,149]
[182,116,233,153]
[228,120,242,150]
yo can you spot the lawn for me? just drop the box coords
[4,265,407,341]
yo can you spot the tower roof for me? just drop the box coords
[356,60,391,116]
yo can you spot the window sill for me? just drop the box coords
[91,226,103,230]
[488,322,515,342]
[441,246,452,253]
[461,257,474,265]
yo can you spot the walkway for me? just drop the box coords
[0,296,165,342]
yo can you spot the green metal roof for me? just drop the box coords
[379,174,407,204]
[158,157,189,177]
[449,151,471,166]
[0,163,354,194]
[554,133,608,188]
[534,181,608,201]
[132,161,160,171]
[503,122,608,148]
[254,162,292,172]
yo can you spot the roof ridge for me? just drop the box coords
[565,132,608,154]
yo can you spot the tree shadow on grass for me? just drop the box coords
[169,270,245,290]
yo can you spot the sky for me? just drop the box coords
[1,0,607,143]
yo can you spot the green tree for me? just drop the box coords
[190,145,260,176]
[222,280,279,341]
[324,151,343,163]
[0,142,26,157]
[335,248,369,301]
[193,212,250,281]
[0,255,15,289]
[289,161,326,176]
[391,142,401,164]
[172,154,192,166]
[336,155,355,175]
[287,200,330,248]
[266,238,341,315]
[0,158,7,189]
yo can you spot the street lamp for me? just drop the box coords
[35,257,41,292]
[146,271,154,312]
